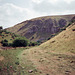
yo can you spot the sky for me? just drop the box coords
[0,0,75,29]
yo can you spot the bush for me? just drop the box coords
[47,37,51,40]
[29,42,40,46]
[12,37,28,47]
[60,28,66,32]
[4,39,8,42]
[0,26,3,30]
[72,29,75,31]
[1,39,8,46]
[31,42,36,46]
[8,43,13,47]
[2,42,8,46]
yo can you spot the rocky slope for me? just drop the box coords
[6,14,75,41]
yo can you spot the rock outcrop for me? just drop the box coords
[6,15,75,41]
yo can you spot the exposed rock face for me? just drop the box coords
[58,19,67,27]
[23,18,61,35]
[6,15,75,41]
[27,26,39,33]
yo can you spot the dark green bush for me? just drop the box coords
[47,37,51,40]
[29,42,40,46]
[2,42,8,46]
[1,39,8,43]
[1,39,8,46]
[4,39,8,42]
[8,43,13,47]
[60,28,66,32]
[0,26,3,30]
[31,42,36,46]
[12,37,28,47]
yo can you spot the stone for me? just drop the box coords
[28,70,33,73]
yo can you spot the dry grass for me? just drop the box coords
[0,56,4,61]
[19,24,75,75]
[0,24,75,75]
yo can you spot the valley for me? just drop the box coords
[0,21,75,75]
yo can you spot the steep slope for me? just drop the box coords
[6,14,75,41]
[20,23,75,75]
[0,29,24,47]
[0,30,14,47]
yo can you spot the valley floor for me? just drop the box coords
[0,46,75,75]
[19,46,75,75]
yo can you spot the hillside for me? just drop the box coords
[6,14,75,41]
[19,23,75,75]
[0,23,75,75]
[0,29,24,47]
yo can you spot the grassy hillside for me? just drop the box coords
[0,30,17,46]
[19,23,75,75]
[0,30,29,47]
[0,22,75,75]
[6,14,75,41]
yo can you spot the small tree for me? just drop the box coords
[12,37,28,47]
[0,26,3,30]
[1,39,8,46]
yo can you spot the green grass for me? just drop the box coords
[0,47,42,75]
[0,31,14,44]
[0,47,26,75]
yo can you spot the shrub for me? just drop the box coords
[1,39,8,46]
[29,42,40,46]
[0,26,3,30]
[72,29,75,31]
[31,42,36,46]
[4,39,8,42]
[8,43,13,47]
[31,36,34,40]
[2,42,8,46]
[5,31,10,34]
[37,40,41,45]
[12,37,28,47]
[60,28,66,32]
[47,37,51,40]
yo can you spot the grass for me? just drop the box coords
[0,31,14,46]
[0,47,26,75]
[0,47,43,75]
[0,23,75,75]
[17,24,75,75]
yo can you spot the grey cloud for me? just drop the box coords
[0,3,29,28]
[33,0,75,14]
[0,0,75,29]
[0,3,46,29]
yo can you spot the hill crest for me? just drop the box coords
[6,14,75,41]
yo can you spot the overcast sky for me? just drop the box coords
[0,0,75,29]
